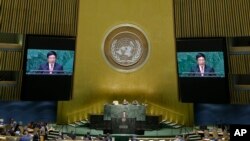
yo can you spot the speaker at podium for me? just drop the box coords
[111,118,136,134]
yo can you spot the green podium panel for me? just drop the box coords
[104,104,146,121]
[111,118,136,134]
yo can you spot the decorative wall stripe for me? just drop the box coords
[0,0,78,36]
[174,0,250,38]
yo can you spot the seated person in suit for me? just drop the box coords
[20,130,31,141]
[97,134,104,140]
[189,53,215,77]
[104,133,112,141]
[131,135,139,141]
[84,132,92,140]
[123,99,129,105]
[0,119,4,125]
[33,130,39,141]
[69,131,76,140]
[132,100,139,105]
[38,51,63,74]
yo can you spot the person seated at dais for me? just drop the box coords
[123,99,129,105]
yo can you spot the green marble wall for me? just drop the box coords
[177,52,225,77]
[26,49,74,74]
[104,104,146,121]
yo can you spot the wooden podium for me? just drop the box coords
[104,104,145,134]
[89,104,161,135]
[111,118,136,134]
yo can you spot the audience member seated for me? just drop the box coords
[174,135,185,141]
[0,117,53,141]
[184,134,189,141]
[19,131,31,141]
[0,117,231,141]
[69,130,76,140]
[131,134,139,141]
[211,129,219,140]
[104,133,112,141]
[203,129,210,139]
[84,132,92,140]
[14,123,22,136]
[0,119,4,125]
[56,131,64,140]
[62,134,72,140]
[9,118,14,127]
[222,130,229,140]
[33,130,40,141]
[97,134,104,140]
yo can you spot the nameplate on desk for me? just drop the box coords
[119,125,128,129]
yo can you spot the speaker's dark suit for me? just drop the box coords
[189,65,215,76]
[38,63,63,74]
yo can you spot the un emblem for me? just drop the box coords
[103,24,149,72]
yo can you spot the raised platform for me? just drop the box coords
[89,114,161,135]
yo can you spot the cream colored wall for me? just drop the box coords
[57,0,193,125]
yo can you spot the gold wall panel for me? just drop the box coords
[0,71,22,100]
[0,50,22,71]
[174,0,250,37]
[229,75,250,104]
[0,0,78,36]
[229,54,250,75]
[0,44,23,100]
[228,54,250,104]
[57,0,193,125]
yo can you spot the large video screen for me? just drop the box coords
[177,52,225,77]
[26,49,74,75]
[176,38,229,103]
[21,35,76,100]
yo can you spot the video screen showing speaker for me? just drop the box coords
[21,35,76,100]
[176,38,229,103]
[26,49,74,75]
[177,52,225,77]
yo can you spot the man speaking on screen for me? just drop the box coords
[38,51,63,74]
[189,53,215,77]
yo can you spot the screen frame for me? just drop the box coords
[176,38,230,103]
[21,35,76,100]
